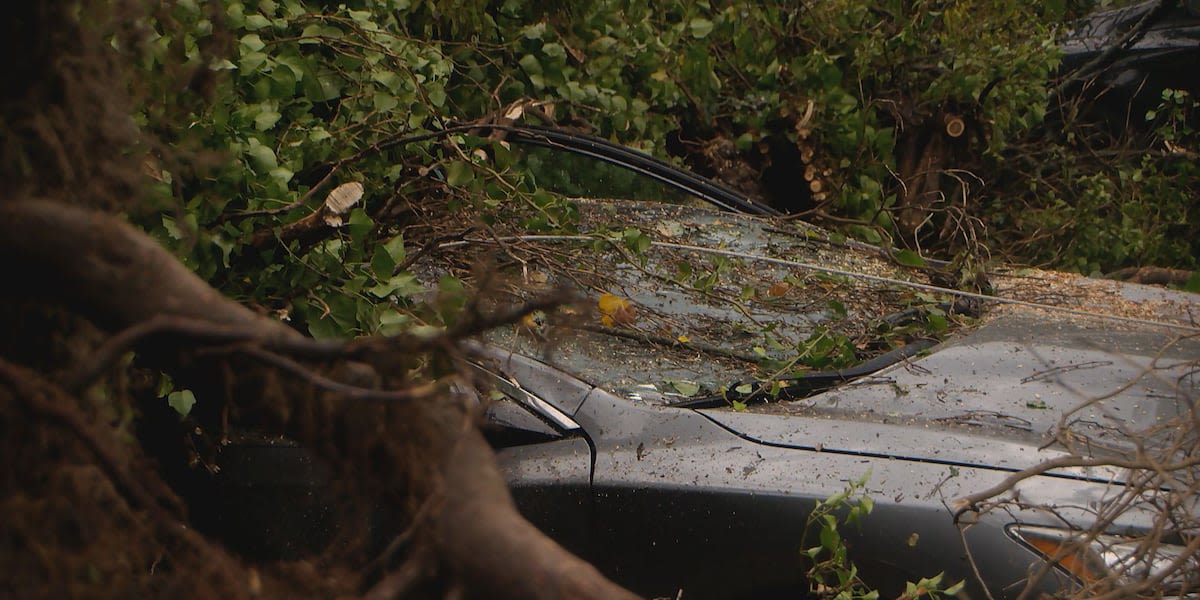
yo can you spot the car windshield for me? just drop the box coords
[416,132,973,405]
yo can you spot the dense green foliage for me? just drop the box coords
[138,0,1196,338]
[989,88,1199,273]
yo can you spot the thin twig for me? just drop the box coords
[953,454,1200,522]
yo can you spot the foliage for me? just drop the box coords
[988,88,1200,274]
[801,474,964,599]
[135,0,1194,344]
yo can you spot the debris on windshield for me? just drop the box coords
[413,196,972,404]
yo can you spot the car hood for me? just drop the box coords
[700,311,1200,472]
[428,196,1199,473]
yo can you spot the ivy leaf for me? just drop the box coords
[239,33,266,52]
[167,389,197,417]
[689,17,714,39]
[368,273,421,298]
[346,208,373,238]
[254,107,282,131]
[382,235,406,265]
[377,310,411,336]
[370,248,396,278]
[244,14,272,30]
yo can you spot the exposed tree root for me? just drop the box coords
[0,195,638,599]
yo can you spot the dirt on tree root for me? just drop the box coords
[0,3,636,600]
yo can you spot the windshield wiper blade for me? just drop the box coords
[669,338,937,409]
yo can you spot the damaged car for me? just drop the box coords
[197,127,1200,599]
[451,128,1200,599]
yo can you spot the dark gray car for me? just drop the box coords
[194,127,1200,599]
[446,129,1200,599]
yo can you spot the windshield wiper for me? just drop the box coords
[669,338,937,409]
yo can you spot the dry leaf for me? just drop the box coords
[768,281,791,297]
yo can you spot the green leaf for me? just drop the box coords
[308,127,332,143]
[155,372,175,397]
[382,235,406,264]
[622,227,652,254]
[211,234,235,267]
[689,17,714,39]
[370,246,396,278]
[377,309,411,336]
[427,85,447,108]
[306,314,343,339]
[239,33,265,52]
[346,208,373,238]
[827,299,847,318]
[254,108,282,131]
[518,54,542,75]
[734,383,753,394]
[894,249,926,267]
[445,160,474,187]
[943,578,966,595]
[368,273,421,298]
[239,51,269,73]
[244,14,272,30]
[268,166,293,185]
[167,389,196,417]
[670,380,700,396]
[436,275,467,325]
[926,312,949,332]
[819,521,841,551]
[245,139,277,173]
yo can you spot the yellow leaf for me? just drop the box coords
[598,293,630,315]
[597,293,635,326]
[677,335,690,343]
